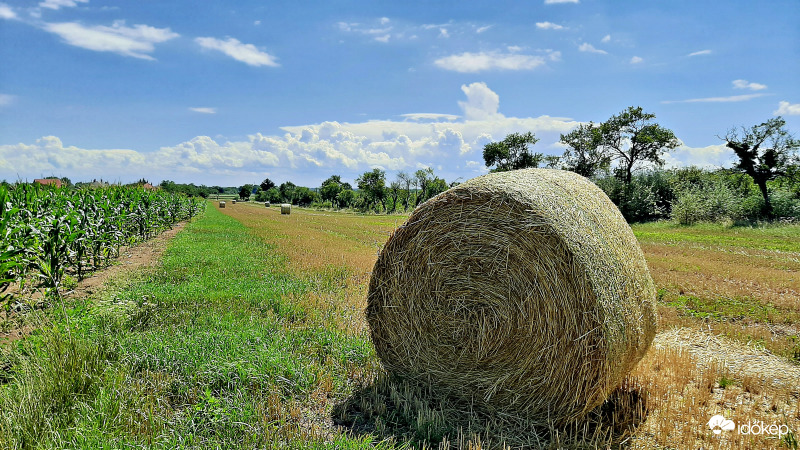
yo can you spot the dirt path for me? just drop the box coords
[0,222,186,344]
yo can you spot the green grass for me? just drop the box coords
[0,205,382,449]
[632,221,800,252]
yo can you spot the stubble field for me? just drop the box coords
[1,200,799,449]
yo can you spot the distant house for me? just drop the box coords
[142,183,157,190]
[34,178,62,188]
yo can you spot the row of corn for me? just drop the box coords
[0,183,205,301]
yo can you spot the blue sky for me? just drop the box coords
[1,0,798,187]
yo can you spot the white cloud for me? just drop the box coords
[189,107,216,114]
[0,3,16,19]
[380,17,390,25]
[458,82,501,121]
[544,0,579,3]
[2,84,581,185]
[774,101,800,116]
[43,21,178,60]
[39,0,87,10]
[578,43,607,54]
[434,51,546,72]
[254,20,261,26]
[476,25,492,33]
[374,34,390,43]
[0,94,15,106]
[630,56,643,64]
[536,21,565,30]
[661,93,769,104]
[401,113,460,121]
[687,49,712,57]
[195,37,279,67]
[732,79,767,91]
[601,34,611,43]
[663,144,736,169]
[548,50,562,61]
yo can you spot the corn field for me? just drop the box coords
[0,183,205,301]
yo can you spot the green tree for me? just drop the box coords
[721,116,800,216]
[482,132,542,172]
[259,178,276,192]
[414,168,433,206]
[320,175,345,207]
[396,171,413,211]
[600,106,679,185]
[337,188,355,208]
[356,168,386,212]
[279,181,296,203]
[294,187,318,206]
[238,184,255,201]
[559,122,611,178]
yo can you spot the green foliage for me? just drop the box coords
[0,183,204,301]
[259,178,276,192]
[559,122,610,178]
[600,106,679,184]
[357,169,387,212]
[723,117,800,216]
[279,181,296,203]
[482,132,542,172]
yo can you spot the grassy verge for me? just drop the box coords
[0,205,388,449]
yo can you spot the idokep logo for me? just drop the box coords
[707,414,791,439]
[708,415,735,435]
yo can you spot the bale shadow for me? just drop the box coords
[332,374,650,449]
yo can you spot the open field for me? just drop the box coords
[1,201,799,448]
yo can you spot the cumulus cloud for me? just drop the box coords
[434,51,546,72]
[630,56,643,64]
[774,101,800,116]
[601,34,611,43]
[2,83,583,185]
[0,3,16,19]
[663,144,736,169]
[476,25,492,33]
[661,93,769,104]
[687,49,712,57]
[578,43,607,54]
[458,82,501,121]
[39,0,87,10]
[195,36,279,67]
[732,79,767,91]
[43,20,178,60]
[536,21,565,30]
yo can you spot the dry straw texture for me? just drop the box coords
[281,203,291,215]
[367,168,657,424]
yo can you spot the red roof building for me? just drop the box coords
[34,178,63,188]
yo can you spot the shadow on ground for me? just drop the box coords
[332,373,650,449]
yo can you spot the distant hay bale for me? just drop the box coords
[265,202,271,207]
[281,203,291,215]
[367,168,657,424]
[219,201,225,208]
[231,199,237,204]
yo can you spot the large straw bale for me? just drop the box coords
[281,203,291,215]
[367,168,657,423]
[219,201,225,208]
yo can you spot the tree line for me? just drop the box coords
[236,167,454,214]
[482,106,799,222]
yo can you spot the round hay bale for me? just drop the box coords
[265,202,271,207]
[231,199,237,204]
[367,168,657,423]
[280,203,291,215]
[219,201,225,208]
